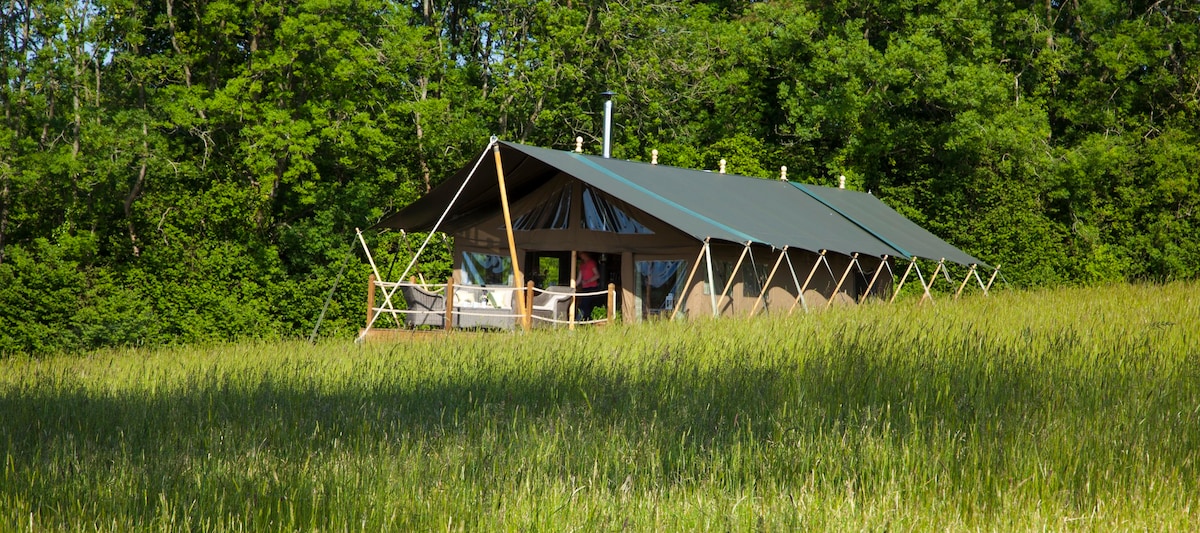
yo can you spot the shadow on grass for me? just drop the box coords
[1,326,1196,527]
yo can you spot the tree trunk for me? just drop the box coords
[166,0,206,120]
[415,76,432,193]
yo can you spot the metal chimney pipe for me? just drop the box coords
[601,91,614,158]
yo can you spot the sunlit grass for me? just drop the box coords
[2,282,1197,530]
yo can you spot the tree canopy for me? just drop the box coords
[2,0,1197,353]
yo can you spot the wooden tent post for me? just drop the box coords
[782,249,808,313]
[921,259,944,304]
[859,255,889,304]
[827,253,859,308]
[492,144,528,332]
[983,265,1001,295]
[890,259,917,303]
[749,247,788,317]
[671,245,708,321]
[718,242,752,315]
[954,264,977,299]
[789,250,826,315]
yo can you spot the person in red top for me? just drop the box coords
[577,251,602,320]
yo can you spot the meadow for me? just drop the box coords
[2,283,1197,531]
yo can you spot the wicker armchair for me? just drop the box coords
[398,284,445,328]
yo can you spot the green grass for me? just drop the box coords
[2,282,1198,531]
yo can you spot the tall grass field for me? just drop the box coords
[2,283,1198,530]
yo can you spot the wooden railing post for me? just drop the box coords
[525,280,535,331]
[366,274,376,328]
[607,283,616,325]
[444,277,455,331]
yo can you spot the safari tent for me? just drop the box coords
[359,138,995,336]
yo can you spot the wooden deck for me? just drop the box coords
[356,328,452,342]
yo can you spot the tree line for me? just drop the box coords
[2,0,1197,354]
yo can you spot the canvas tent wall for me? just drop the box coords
[374,141,988,323]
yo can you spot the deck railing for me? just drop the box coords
[366,275,615,331]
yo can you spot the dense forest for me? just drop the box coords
[1,0,1197,354]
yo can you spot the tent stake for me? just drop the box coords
[750,247,788,317]
[789,250,826,315]
[859,255,889,304]
[827,253,859,308]
[493,143,528,331]
[671,245,709,321]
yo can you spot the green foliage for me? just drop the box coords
[2,0,1198,352]
[0,235,156,355]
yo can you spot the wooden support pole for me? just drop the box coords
[954,264,977,299]
[750,247,788,317]
[789,250,826,315]
[492,144,528,331]
[366,274,377,328]
[718,242,752,315]
[859,255,889,304]
[983,265,1001,296]
[890,259,917,303]
[921,259,944,304]
[783,249,808,313]
[671,245,708,321]
[827,253,859,308]
[356,228,402,334]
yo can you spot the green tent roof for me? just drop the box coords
[377,142,986,267]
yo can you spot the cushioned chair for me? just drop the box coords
[531,286,575,325]
[398,285,445,328]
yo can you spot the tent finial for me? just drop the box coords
[601,91,615,158]
[719,159,727,174]
[839,175,846,189]
[651,149,658,165]
[575,136,583,153]
[780,166,788,181]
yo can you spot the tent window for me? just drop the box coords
[582,185,653,234]
[704,261,733,295]
[461,252,512,286]
[513,185,571,231]
[743,262,769,297]
[636,260,687,316]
